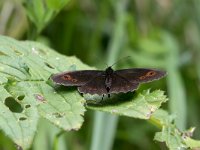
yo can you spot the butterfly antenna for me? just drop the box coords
[110,56,131,67]
[106,63,109,68]
[102,62,108,68]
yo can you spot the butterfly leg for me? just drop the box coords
[102,94,104,100]
[106,87,111,98]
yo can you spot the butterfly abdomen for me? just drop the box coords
[105,76,112,92]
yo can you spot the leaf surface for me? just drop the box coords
[87,90,168,119]
[0,35,88,149]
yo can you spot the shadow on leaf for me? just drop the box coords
[86,91,137,106]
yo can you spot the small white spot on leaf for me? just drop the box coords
[32,47,39,55]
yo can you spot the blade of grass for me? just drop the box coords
[90,1,129,150]
[164,33,187,130]
[32,119,68,150]
[90,112,118,150]
[88,0,110,64]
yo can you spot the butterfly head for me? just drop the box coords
[105,66,114,75]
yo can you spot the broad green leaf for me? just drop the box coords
[0,86,39,149]
[154,125,200,149]
[154,126,185,149]
[1,35,199,150]
[153,110,200,149]
[152,110,182,149]
[0,35,88,149]
[22,0,70,34]
[87,90,168,119]
[23,0,47,32]
[184,137,200,149]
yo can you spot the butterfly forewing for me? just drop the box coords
[78,75,107,95]
[109,73,139,94]
[52,67,167,97]
[51,70,103,86]
[115,68,166,83]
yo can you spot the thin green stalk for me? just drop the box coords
[164,33,187,130]
[90,1,129,150]
[90,112,118,150]
[89,0,109,64]
[52,131,65,150]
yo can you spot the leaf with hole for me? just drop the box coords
[152,110,200,149]
[0,35,88,149]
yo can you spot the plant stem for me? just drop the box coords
[90,1,129,150]
[52,131,65,150]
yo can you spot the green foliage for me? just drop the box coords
[88,90,167,119]
[1,0,200,150]
[152,110,200,149]
[0,35,87,149]
[89,91,200,150]
[22,0,70,37]
[0,36,199,149]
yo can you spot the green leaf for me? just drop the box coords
[153,110,200,149]
[46,0,71,10]
[184,137,200,149]
[0,35,88,149]
[22,0,71,34]
[150,109,175,127]
[0,86,39,149]
[1,35,199,150]
[87,90,168,119]
[152,110,182,149]
[154,125,200,149]
[154,126,185,149]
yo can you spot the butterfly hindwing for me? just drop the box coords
[51,70,103,86]
[115,68,166,83]
[78,75,107,95]
[109,73,139,94]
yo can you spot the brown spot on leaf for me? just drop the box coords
[34,94,46,103]
[52,112,65,118]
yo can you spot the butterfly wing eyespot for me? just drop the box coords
[139,76,146,80]
[139,71,157,80]
[72,79,77,82]
[62,75,72,80]
[146,71,156,77]
[115,68,166,83]
[52,70,103,86]
[62,74,77,82]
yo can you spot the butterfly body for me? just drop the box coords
[104,67,114,93]
[51,67,166,97]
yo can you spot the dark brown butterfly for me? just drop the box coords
[51,67,166,98]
